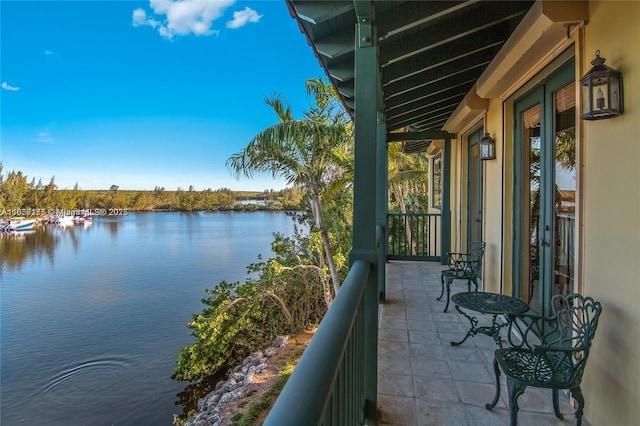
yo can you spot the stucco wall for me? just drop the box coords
[456,2,640,423]
[484,98,506,294]
[581,1,640,424]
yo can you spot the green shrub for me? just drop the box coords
[172,260,326,382]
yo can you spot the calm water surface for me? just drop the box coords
[0,211,297,425]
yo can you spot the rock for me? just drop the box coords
[182,338,289,425]
[243,370,255,385]
[272,335,289,347]
[230,372,244,382]
[197,398,206,412]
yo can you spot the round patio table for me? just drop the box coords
[450,291,529,347]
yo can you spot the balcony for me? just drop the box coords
[378,261,588,426]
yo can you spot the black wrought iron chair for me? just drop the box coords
[437,241,485,312]
[486,293,602,426]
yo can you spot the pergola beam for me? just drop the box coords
[387,130,455,142]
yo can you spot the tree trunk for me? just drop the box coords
[393,183,416,255]
[309,196,341,294]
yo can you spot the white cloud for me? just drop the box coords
[133,0,238,40]
[34,131,54,144]
[226,7,262,29]
[1,82,20,91]
[132,7,159,28]
[44,49,61,59]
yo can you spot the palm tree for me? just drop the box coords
[388,142,430,254]
[227,78,352,297]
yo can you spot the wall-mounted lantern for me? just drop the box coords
[580,50,623,120]
[480,132,496,160]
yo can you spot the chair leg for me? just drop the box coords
[443,278,453,312]
[486,358,502,410]
[572,387,585,426]
[471,278,479,291]
[506,378,526,426]
[437,273,445,301]
[552,388,564,419]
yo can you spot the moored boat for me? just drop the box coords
[73,214,92,223]
[1,218,37,232]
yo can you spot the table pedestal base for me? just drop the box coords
[451,308,505,348]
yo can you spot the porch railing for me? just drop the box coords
[263,260,372,425]
[387,213,441,261]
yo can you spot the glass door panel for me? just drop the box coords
[552,82,576,311]
[468,130,483,246]
[523,103,541,312]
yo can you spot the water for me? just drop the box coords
[0,211,298,425]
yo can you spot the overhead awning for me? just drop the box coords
[286,0,536,152]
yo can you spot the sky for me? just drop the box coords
[0,0,326,191]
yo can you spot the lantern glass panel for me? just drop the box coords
[610,75,620,111]
[581,83,591,117]
[481,143,490,159]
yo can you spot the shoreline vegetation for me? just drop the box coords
[0,165,306,215]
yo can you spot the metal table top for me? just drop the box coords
[451,292,529,315]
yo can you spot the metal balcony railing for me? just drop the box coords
[387,213,441,261]
[263,260,374,425]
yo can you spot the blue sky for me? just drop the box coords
[0,0,325,191]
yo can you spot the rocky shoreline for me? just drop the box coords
[184,335,289,426]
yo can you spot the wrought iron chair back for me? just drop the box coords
[437,241,486,312]
[487,293,603,425]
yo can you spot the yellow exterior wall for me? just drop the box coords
[449,137,463,252]
[580,1,640,424]
[484,98,506,294]
[448,2,639,423]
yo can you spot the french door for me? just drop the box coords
[468,129,483,247]
[514,61,576,316]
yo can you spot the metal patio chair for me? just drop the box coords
[437,241,486,312]
[486,293,603,426]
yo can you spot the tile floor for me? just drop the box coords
[377,261,589,426]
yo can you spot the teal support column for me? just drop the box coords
[377,112,387,302]
[350,1,379,422]
[441,138,452,264]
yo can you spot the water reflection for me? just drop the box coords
[0,224,95,276]
[174,376,219,421]
[1,228,58,275]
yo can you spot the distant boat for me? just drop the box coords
[52,215,74,226]
[1,218,37,232]
[73,214,92,223]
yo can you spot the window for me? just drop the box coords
[431,154,442,209]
